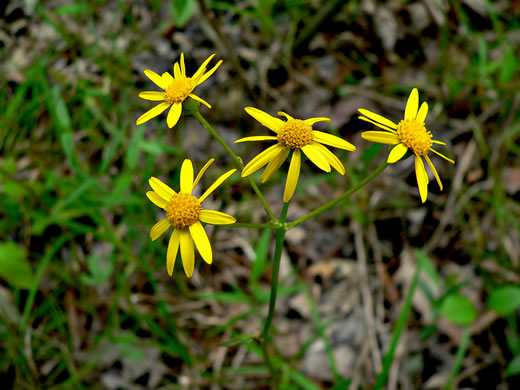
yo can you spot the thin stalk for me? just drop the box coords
[444,327,471,390]
[192,109,277,222]
[227,222,282,229]
[286,161,389,229]
[373,261,422,390]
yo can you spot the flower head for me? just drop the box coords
[359,88,454,203]
[147,159,236,277]
[137,53,222,128]
[236,107,356,202]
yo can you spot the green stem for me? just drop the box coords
[444,327,471,390]
[227,222,282,229]
[192,109,277,223]
[286,161,389,229]
[374,261,422,390]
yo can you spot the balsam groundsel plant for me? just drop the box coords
[136,53,454,386]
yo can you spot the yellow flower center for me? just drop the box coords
[397,120,432,156]
[277,119,313,149]
[163,78,195,104]
[165,192,201,228]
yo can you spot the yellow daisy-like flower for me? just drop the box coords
[360,88,455,203]
[236,107,356,202]
[136,53,222,128]
[147,159,236,278]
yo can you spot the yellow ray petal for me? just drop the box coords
[136,102,171,125]
[199,209,236,225]
[167,102,182,128]
[301,144,331,172]
[261,147,289,183]
[358,116,397,133]
[277,111,294,121]
[192,54,216,81]
[432,140,447,145]
[361,131,400,145]
[180,53,186,76]
[180,159,194,194]
[304,117,331,126]
[162,72,174,85]
[234,136,278,143]
[139,91,165,101]
[167,229,180,276]
[416,102,428,123]
[358,108,397,129]
[189,94,211,108]
[415,155,428,203]
[180,229,195,278]
[149,177,176,201]
[244,107,283,133]
[312,131,356,151]
[425,155,443,190]
[284,149,301,202]
[144,69,168,89]
[150,219,170,241]
[189,221,212,264]
[430,148,455,164]
[199,169,236,203]
[405,88,419,120]
[241,143,284,177]
[193,158,215,189]
[387,143,408,163]
[311,142,345,175]
[173,62,181,79]
[196,60,223,85]
[146,191,167,209]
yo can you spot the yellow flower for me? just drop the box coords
[236,107,356,202]
[359,88,455,203]
[136,53,222,128]
[147,159,236,278]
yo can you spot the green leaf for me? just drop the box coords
[416,249,440,287]
[0,242,34,289]
[506,355,520,377]
[220,333,258,347]
[439,294,476,325]
[251,229,271,284]
[487,286,520,316]
[126,126,144,169]
[170,0,196,27]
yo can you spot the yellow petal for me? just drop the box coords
[241,143,284,177]
[189,94,211,108]
[304,117,331,126]
[301,144,331,172]
[261,147,289,183]
[189,221,212,264]
[415,155,428,203]
[430,148,455,164]
[136,102,171,125]
[277,111,294,121]
[358,108,397,129]
[284,149,301,202]
[173,62,181,79]
[167,229,180,276]
[312,131,356,151]
[180,53,186,76]
[244,107,283,133]
[180,229,195,278]
[199,169,236,202]
[150,219,170,241]
[199,209,236,225]
[234,136,278,143]
[180,159,194,194]
[432,140,447,146]
[405,88,419,120]
[149,177,176,200]
[196,60,223,85]
[193,158,215,189]
[146,191,167,209]
[416,102,428,123]
[425,155,443,190]
[387,143,408,163]
[361,131,400,144]
[166,103,182,128]
[162,72,174,85]
[144,69,167,89]
[358,116,397,133]
[139,91,165,101]
[311,142,345,175]
[192,54,215,81]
